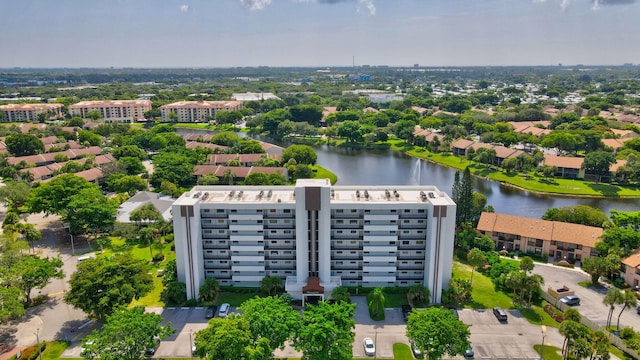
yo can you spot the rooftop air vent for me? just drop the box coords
[201,192,209,200]
[258,190,264,199]
[229,190,235,197]
[238,190,244,198]
[267,190,273,198]
[356,190,360,198]
[420,191,427,201]
[428,192,436,199]
[193,191,202,199]
[364,190,369,199]
[393,190,400,199]
[385,190,391,198]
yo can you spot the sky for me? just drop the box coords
[0,0,638,68]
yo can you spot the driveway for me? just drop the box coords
[533,263,640,331]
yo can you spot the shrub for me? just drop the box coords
[152,253,165,263]
[620,327,636,340]
[185,299,198,307]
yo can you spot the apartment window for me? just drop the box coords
[217,219,225,223]
[350,220,358,224]
[336,209,344,213]
[418,209,425,213]
[271,230,276,234]
[336,220,344,224]
[402,241,409,245]
[337,241,343,244]
[284,230,292,234]
[271,240,277,244]
[270,220,277,223]
[203,209,210,213]
[270,209,276,213]
[231,210,237,213]
[403,220,410,223]
[337,230,343,234]
[351,209,357,213]
[284,209,291,213]
[270,251,278,255]
[351,230,357,234]
[350,241,357,244]
[404,209,410,213]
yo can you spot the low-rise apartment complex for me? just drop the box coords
[68,100,151,123]
[173,179,456,304]
[0,103,63,122]
[160,100,243,122]
[477,212,603,262]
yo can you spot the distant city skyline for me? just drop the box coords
[0,0,638,68]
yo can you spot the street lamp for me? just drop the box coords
[541,325,547,360]
[35,328,42,360]
[69,233,75,255]
[189,330,194,358]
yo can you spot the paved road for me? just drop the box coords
[533,263,640,331]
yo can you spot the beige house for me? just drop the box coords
[0,103,63,122]
[69,100,151,123]
[622,250,640,288]
[160,100,243,123]
[476,212,602,262]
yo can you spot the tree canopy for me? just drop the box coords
[5,133,44,156]
[27,174,99,215]
[282,145,317,165]
[65,255,153,320]
[542,205,608,228]
[293,301,356,360]
[407,307,470,360]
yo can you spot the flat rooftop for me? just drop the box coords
[174,183,453,207]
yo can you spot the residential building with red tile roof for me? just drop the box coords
[207,153,281,166]
[477,212,602,262]
[69,100,151,123]
[622,250,640,288]
[193,165,287,181]
[543,154,585,179]
[159,100,243,123]
[0,103,63,122]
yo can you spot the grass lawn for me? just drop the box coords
[518,304,560,327]
[218,292,261,306]
[393,343,414,360]
[453,261,513,309]
[533,344,563,360]
[312,165,338,184]
[390,140,640,198]
[173,123,215,130]
[41,341,69,360]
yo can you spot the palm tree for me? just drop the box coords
[407,284,430,306]
[222,169,235,185]
[603,288,624,328]
[467,248,486,288]
[616,290,637,331]
[139,227,155,259]
[368,287,386,318]
[259,275,283,296]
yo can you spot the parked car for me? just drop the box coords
[560,295,580,306]
[464,345,474,358]
[218,303,230,318]
[402,304,413,321]
[636,305,640,315]
[410,340,423,358]
[205,305,217,319]
[493,307,508,321]
[144,337,161,358]
[363,337,376,356]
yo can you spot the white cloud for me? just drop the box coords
[239,0,273,10]
[356,0,376,16]
[180,4,190,13]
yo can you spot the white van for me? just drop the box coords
[77,255,92,263]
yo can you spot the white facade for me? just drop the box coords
[172,179,456,303]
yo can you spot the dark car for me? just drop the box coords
[560,295,580,306]
[401,305,413,321]
[636,306,640,315]
[493,307,508,321]
[205,305,217,319]
[464,345,474,358]
[144,337,160,357]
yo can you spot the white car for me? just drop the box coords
[218,303,230,318]
[363,337,375,356]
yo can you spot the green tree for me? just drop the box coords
[616,290,637,331]
[282,145,317,165]
[259,275,283,296]
[0,287,25,323]
[150,150,197,188]
[243,172,271,185]
[368,287,386,318]
[5,134,44,156]
[331,286,351,304]
[197,173,219,185]
[0,181,31,207]
[519,256,534,274]
[81,306,174,360]
[407,284,431,305]
[118,156,146,175]
[66,187,117,237]
[542,205,608,228]
[112,145,147,160]
[28,174,98,215]
[289,104,323,126]
[294,164,314,179]
[603,288,624,328]
[582,151,616,182]
[240,296,300,351]
[215,110,244,124]
[8,255,63,306]
[78,130,103,146]
[293,301,356,360]
[194,316,253,360]
[164,281,186,305]
[337,120,363,142]
[106,174,148,195]
[86,110,102,121]
[65,255,153,320]
[452,167,474,225]
[130,203,162,227]
[467,248,487,287]
[581,257,606,285]
[407,307,470,360]
[199,278,220,303]
[445,278,472,308]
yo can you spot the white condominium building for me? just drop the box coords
[159,100,243,123]
[173,179,456,304]
[68,100,151,123]
[0,103,63,122]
